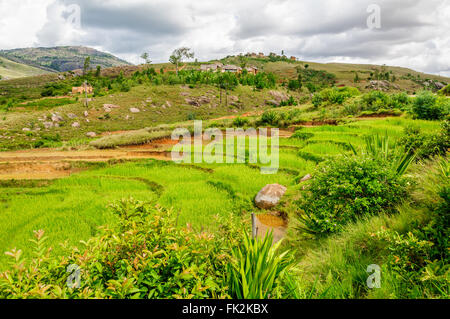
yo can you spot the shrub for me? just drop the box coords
[411,91,447,120]
[399,121,449,160]
[232,117,249,127]
[290,131,314,140]
[297,153,410,235]
[0,199,240,299]
[259,111,279,126]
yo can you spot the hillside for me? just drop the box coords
[0,56,50,80]
[0,46,132,73]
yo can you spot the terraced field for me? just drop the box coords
[0,117,441,268]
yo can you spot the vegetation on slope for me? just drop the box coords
[0,46,131,72]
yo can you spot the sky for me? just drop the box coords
[0,0,449,76]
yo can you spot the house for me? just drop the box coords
[200,62,223,72]
[222,65,242,73]
[258,52,265,58]
[290,56,297,61]
[72,85,93,94]
[245,66,258,75]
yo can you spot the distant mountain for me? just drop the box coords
[0,46,132,73]
[0,56,50,80]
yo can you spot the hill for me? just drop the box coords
[0,56,50,80]
[0,46,132,73]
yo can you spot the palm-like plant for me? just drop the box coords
[227,231,293,299]
[349,134,416,176]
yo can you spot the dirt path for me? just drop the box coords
[0,128,294,180]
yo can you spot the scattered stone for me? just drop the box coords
[58,74,66,80]
[71,122,80,128]
[269,91,289,103]
[254,184,287,210]
[43,122,53,129]
[103,104,120,109]
[266,99,280,107]
[67,113,78,119]
[84,111,89,117]
[130,108,140,113]
[299,174,312,182]
[51,113,63,122]
[166,101,172,107]
[86,132,97,138]
[22,128,31,132]
[180,92,190,96]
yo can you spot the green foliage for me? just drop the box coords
[0,199,240,299]
[296,67,336,88]
[399,121,449,160]
[411,91,448,120]
[232,117,249,127]
[375,158,449,298]
[89,129,171,149]
[290,131,314,140]
[259,111,280,126]
[297,146,411,235]
[227,232,293,299]
[312,87,360,108]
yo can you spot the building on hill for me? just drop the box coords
[222,65,242,73]
[290,56,297,61]
[200,62,223,72]
[258,52,265,58]
[72,85,93,94]
[245,66,258,75]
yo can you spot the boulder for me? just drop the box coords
[84,111,89,117]
[299,174,312,182]
[71,122,80,128]
[51,113,63,122]
[269,91,289,103]
[22,128,31,132]
[43,122,53,129]
[255,184,287,209]
[86,132,97,138]
[67,113,77,119]
[130,108,140,113]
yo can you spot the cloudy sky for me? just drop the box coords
[1,0,449,76]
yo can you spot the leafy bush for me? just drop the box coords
[297,141,411,235]
[375,158,449,297]
[259,111,279,126]
[411,91,448,120]
[312,87,360,108]
[232,117,249,127]
[0,199,241,299]
[399,121,449,160]
[227,232,293,299]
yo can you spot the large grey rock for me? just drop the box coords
[130,107,140,113]
[255,184,287,209]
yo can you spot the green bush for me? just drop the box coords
[312,87,360,108]
[232,117,249,127]
[411,91,448,120]
[0,199,241,299]
[399,121,449,160]
[259,111,279,126]
[297,154,410,235]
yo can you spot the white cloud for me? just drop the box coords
[0,0,448,76]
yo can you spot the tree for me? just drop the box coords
[83,57,91,76]
[238,55,249,69]
[169,47,194,75]
[95,65,101,77]
[354,72,360,83]
[141,52,151,64]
